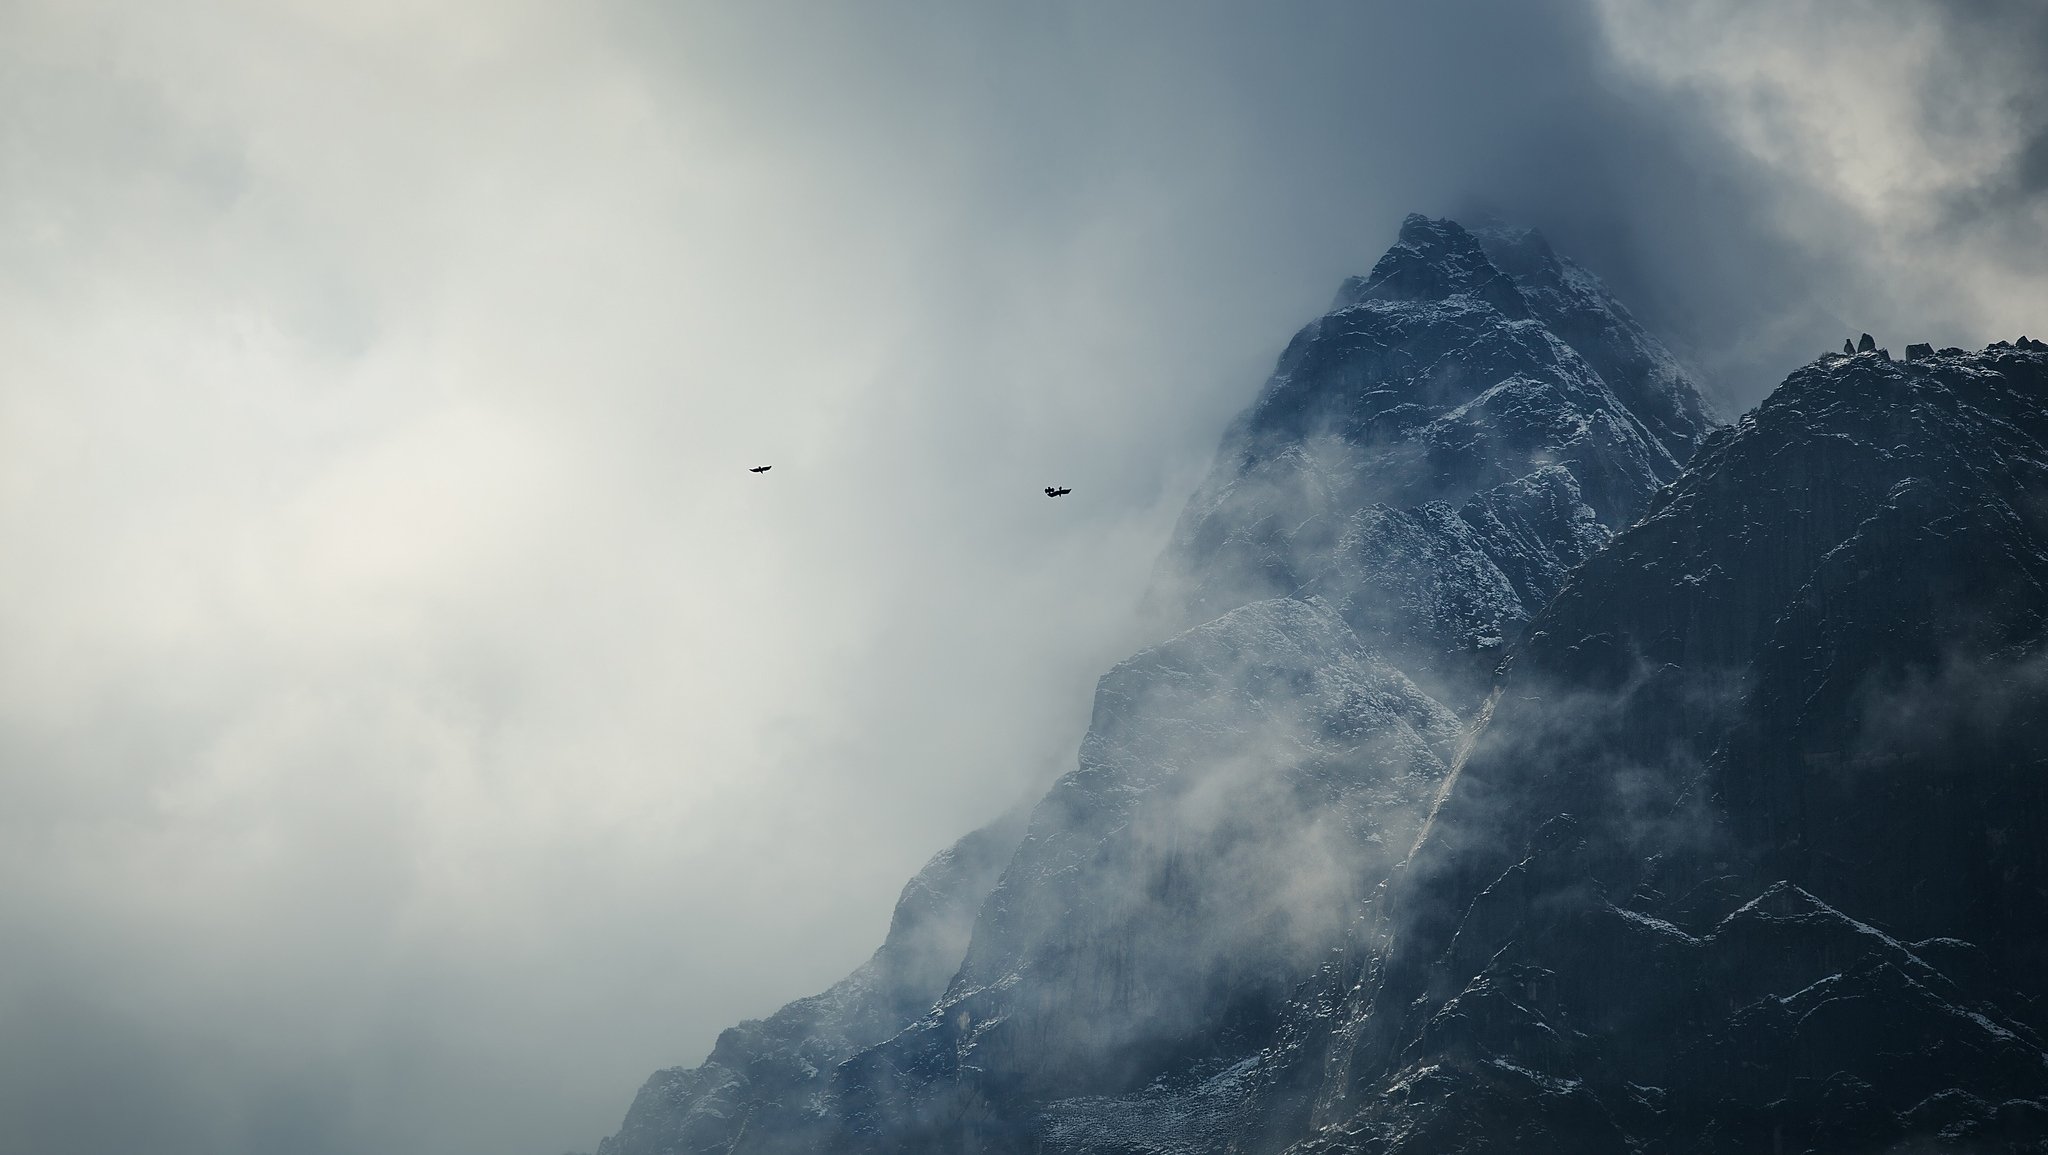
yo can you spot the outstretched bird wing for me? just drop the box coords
[750,465,772,473]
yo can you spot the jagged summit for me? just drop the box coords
[1467,220,1714,462]
[1326,215,1714,467]
[1158,213,1712,701]
[1330,214,1530,319]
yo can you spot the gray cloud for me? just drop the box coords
[0,3,2041,1154]
[1596,0,2048,362]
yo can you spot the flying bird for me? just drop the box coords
[749,465,772,473]
[1044,486,1071,497]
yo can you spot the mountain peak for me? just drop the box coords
[1331,213,1530,319]
[1321,214,1715,468]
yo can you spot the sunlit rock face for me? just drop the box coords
[1276,343,2048,1155]
[586,226,2048,1155]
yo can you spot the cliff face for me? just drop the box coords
[1283,343,2048,1155]
[581,222,2048,1155]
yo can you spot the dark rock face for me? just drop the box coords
[1859,332,1877,352]
[579,221,2048,1155]
[1274,344,2048,1155]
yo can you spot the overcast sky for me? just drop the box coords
[1,3,2043,1154]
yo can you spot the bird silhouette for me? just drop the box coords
[1044,486,1071,497]
[749,465,772,473]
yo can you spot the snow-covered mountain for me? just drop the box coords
[577,220,2048,1155]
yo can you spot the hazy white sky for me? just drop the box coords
[0,3,2041,1153]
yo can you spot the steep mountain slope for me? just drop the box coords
[580,214,1715,1155]
[1274,341,2048,1155]
[1158,215,1709,706]
[1466,221,1711,467]
[828,597,1463,1153]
